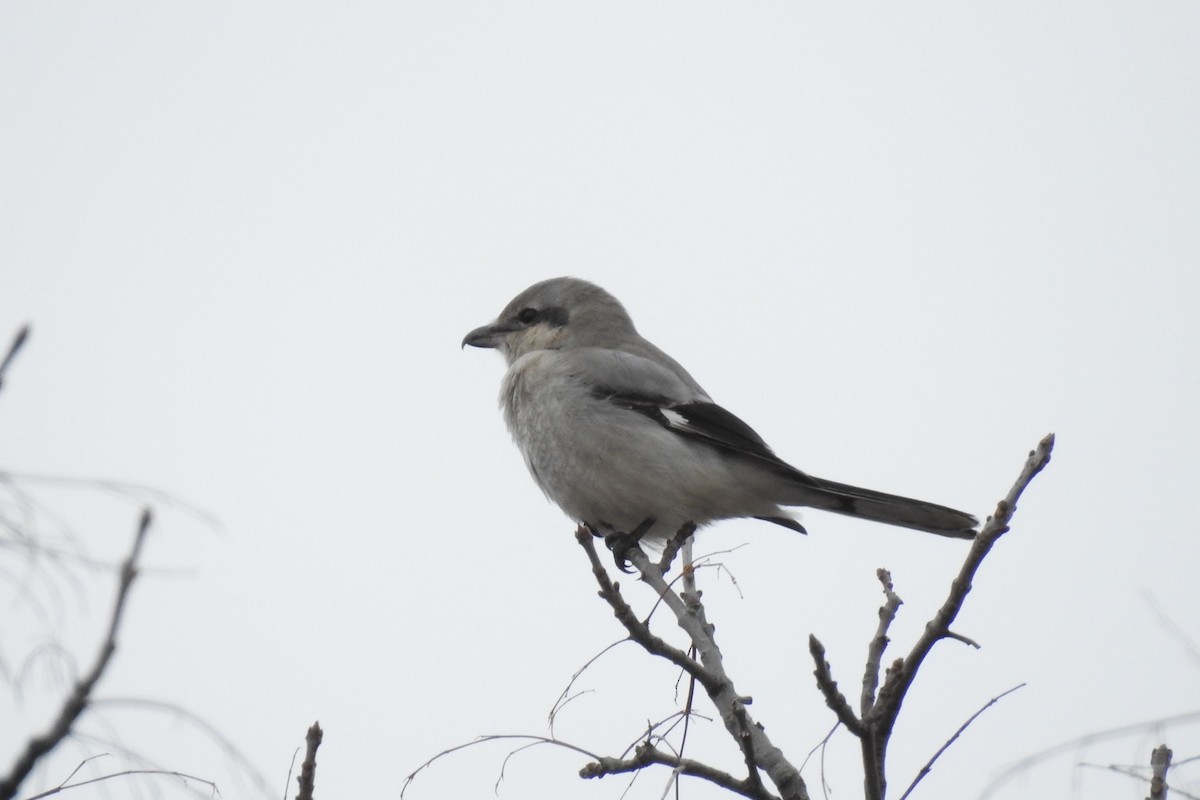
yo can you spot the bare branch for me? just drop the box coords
[581,740,770,800]
[0,507,152,800]
[941,630,981,649]
[578,529,809,800]
[876,433,1054,733]
[860,569,902,715]
[409,437,1056,799]
[1148,744,1172,800]
[614,709,708,762]
[575,527,712,690]
[294,722,322,800]
[673,651,700,795]
[812,434,1055,800]
[808,636,864,736]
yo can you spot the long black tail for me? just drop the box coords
[791,477,977,539]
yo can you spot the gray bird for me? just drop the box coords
[463,277,976,549]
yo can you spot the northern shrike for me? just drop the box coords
[463,277,976,547]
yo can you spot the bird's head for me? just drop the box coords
[462,277,637,364]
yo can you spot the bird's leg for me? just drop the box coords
[603,517,656,573]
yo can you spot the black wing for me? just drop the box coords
[593,388,976,539]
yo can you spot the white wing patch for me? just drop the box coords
[660,407,688,430]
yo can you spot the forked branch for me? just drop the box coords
[577,528,808,800]
[811,433,1055,800]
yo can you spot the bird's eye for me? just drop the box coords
[517,307,539,324]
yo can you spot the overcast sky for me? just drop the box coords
[3,3,1199,799]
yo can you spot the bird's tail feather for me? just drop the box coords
[789,477,977,539]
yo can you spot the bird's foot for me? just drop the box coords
[603,517,656,573]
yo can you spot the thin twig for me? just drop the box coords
[66,730,222,800]
[897,683,1026,800]
[616,709,707,761]
[401,733,604,797]
[0,508,152,800]
[89,697,273,797]
[51,754,110,792]
[548,638,630,736]
[674,649,699,800]
[282,748,301,800]
[673,526,700,800]
[24,768,219,799]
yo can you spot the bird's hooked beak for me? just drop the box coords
[461,321,517,350]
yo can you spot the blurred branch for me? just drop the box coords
[0,508,152,800]
[810,432,1055,800]
[90,697,274,796]
[983,712,1200,799]
[1144,593,1200,672]
[0,324,30,396]
[0,471,221,529]
[1076,748,1198,800]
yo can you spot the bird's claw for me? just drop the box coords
[603,517,656,573]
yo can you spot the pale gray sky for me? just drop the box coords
[3,3,1199,799]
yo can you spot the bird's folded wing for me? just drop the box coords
[571,347,709,405]
[578,348,812,480]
